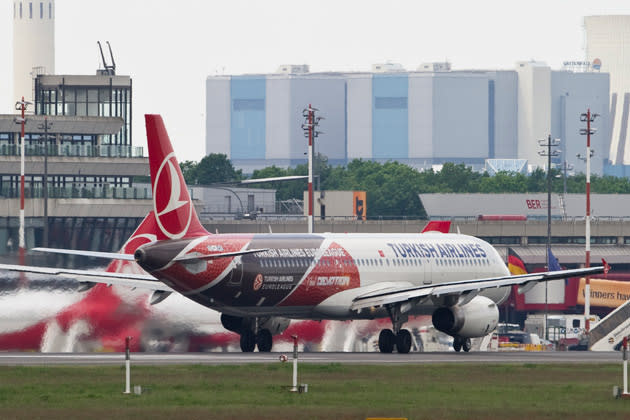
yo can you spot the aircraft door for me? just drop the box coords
[226,256,244,286]
[422,257,432,285]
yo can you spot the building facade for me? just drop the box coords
[34,74,133,150]
[206,63,609,175]
[584,15,630,175]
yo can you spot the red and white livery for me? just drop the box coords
[0,115,607,353]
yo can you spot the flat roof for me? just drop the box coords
[36,74,131,87]
[0,115,124,135]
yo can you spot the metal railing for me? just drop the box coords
[0,144,144,158]
[0,185,152,200]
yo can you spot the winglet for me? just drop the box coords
[145,115,208,240]
[421,220,451,233]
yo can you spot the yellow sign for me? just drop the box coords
[577,278,630,308]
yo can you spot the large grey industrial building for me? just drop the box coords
[206,61,610,175]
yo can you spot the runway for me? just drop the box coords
[0,351,623,366]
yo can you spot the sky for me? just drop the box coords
[1,0,629,162]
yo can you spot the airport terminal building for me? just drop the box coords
[206,62,610,175]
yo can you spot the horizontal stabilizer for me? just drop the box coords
[32,247,135,261]
[0,263,172,292]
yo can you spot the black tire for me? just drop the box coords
[256,329,273,352]
[453,337,462,352]
[462,338,472,353]
[240,330,256,352]
[378,329,395,353]
[396,329,412,354]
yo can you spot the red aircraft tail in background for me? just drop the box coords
[0,212,160,352]
[421,220,451,234]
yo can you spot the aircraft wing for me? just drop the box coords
[351,265,606,311]
[0,263,174,292]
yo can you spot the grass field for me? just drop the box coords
[1,362,629,419]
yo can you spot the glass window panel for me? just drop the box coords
[99,104,110,116]
[76,89,86,102]
[87,103,98,116]
[66,103,75,116]
[87,89,98,102]
[99,88,110,102]
[76,102,87,116]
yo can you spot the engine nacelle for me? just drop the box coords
[220,314,245,333]
[432,295,499,338]
[220,314,290,336]
[259,317,291,335]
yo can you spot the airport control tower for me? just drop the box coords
[13,0,55,103]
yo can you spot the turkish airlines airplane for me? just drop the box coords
[0,115,607,354]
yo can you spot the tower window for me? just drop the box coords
[19,2,22,19]
[48,2,51,18]
[29,2,32,19]
[40,2,42,18]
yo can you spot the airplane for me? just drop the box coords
[0,114,608,354]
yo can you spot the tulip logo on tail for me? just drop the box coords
[153,152,192,239]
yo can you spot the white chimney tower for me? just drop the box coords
[13,1,55,103]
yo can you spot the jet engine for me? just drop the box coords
[220,314,290,335]
[259,316,291,335]
[220,314,245,333]
[431,296,499,338]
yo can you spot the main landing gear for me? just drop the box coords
[239,328,273,352]
[452,336,472,353]
[378,305,412,354]
[221,314,279,352]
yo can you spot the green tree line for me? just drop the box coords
[181,154,630,218]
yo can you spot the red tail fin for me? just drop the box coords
[145,115,208,240]
[421,220,451,233]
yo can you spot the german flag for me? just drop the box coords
[507,247,528,275]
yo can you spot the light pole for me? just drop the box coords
[538,134,561,340]
[301,105,323,234]
[38,117,52,247]
[578,109,598,335]
[14,98,31,262]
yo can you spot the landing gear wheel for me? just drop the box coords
[378,329,395,353]
[453,337,462,352]
[396,329,412,354]
[462,338,472,353]
[240,330,256,352]
[256,329,273,352]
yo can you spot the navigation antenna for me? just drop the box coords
[97,41,116,75]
